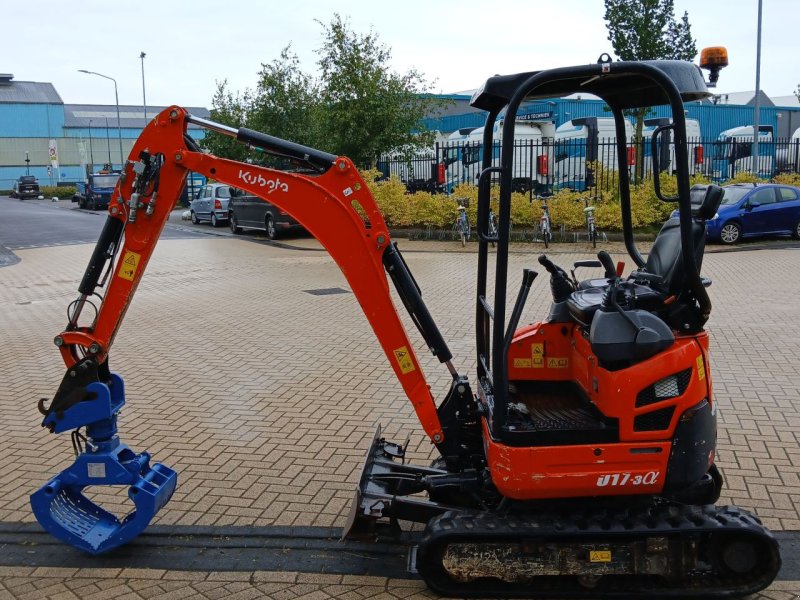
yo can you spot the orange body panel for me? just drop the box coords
[482,417,671,499]
[57,107,444,444]
[496,320,713,499]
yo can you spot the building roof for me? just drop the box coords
[0,80,63,104]
[63,104,211,129]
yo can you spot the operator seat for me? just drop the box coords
[566,184,724,329]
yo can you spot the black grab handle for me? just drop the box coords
[237,128,337,170]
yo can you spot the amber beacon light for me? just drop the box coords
[699,46,729,87]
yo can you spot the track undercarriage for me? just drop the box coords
[345,430,781,598]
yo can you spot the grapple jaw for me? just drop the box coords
[31,372,177,554]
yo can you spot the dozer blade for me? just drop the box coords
[342,425,454,540]
[416,505,781,598]
[31,374,177,554]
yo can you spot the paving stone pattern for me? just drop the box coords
[0,238,799,597]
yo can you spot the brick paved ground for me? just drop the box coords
[0,235,798,597]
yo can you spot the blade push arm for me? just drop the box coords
[54,106,447,443]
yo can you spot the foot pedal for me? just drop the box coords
[31,373,177,554]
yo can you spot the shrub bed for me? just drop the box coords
[362,167,779,232]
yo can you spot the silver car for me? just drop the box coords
[189,183,234,227]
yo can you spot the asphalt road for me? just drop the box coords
[0,196,207,252]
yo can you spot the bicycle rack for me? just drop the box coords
[31,373,177,554]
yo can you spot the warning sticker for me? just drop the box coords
[547,357,569,369]
[590,550,612,563]
[118,250,141,282]
[696,355,706,380]
[513,358,532,369]
[531,343,544,368]
[394,346,416,374]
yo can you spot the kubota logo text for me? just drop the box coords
[238,170,289,193]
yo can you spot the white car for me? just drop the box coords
[189,183,234,227]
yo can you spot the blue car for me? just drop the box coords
[673,183,800,245]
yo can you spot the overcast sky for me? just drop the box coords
[5,0,797,111]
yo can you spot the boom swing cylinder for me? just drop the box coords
[30,52,780,598]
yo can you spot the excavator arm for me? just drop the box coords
[50,106,449,442]
[32,107,459,554]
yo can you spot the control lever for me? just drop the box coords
[597,251,616,280]
[538,255,574,303]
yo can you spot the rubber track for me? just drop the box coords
[416,503,781,598]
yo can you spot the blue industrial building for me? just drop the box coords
[3,71,799,192]
[422,94,800,141]
[0,73,209,190]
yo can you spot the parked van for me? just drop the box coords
[553,117,634,190]
[711,125,774,181]
[446,118,555,194]
[777,127,800,174]
[642,118,703,175]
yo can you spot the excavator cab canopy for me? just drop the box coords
[469,56,714,439]
[470,58,711,112]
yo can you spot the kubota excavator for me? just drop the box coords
[31,49,782,597]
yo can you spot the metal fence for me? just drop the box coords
[376,137,800,196]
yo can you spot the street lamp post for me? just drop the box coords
[752,0,763,175]
[78,69,123,169]
[25,151,30,175]
[140,52,147,123]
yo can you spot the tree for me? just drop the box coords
[204,80,251,162]
[248,45,322,149]
[315,14,441,166]
[604,0,697,181]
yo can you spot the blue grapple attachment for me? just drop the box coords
[31,360,177,554]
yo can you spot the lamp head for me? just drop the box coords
[699,47,729,89]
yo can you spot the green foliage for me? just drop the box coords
[603,0,697,181]
[362,166,752,234]
[249,46,321,148]
[202,16,442,168]
[315,14,441,166]
[725,171,761,184]
[204,81,252,161]
[603,0,697,61]
[40,186,75,199]
[774,172,800,186]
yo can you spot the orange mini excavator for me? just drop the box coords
[32,50,781,597]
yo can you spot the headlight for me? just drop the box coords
[711,212,719,220]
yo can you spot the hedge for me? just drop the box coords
[40,185,76,199]
[361,166,792,232]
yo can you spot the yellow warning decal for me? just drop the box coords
[547,357,569,369]
[696,355,706,380]
[531,343,544,368]
[394,346,416,374]
[590,550,612,563]
[118,251,141,282]
[514,358,532,369]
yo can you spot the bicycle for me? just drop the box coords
[487,207,498,247]
[453,205,471,247]
[539,199,553,249]
[583,200,597,249]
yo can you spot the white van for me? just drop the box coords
[711,125,774,181]
[642,118,703,175]
[445,119,555,194]
[553,117,634,190]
